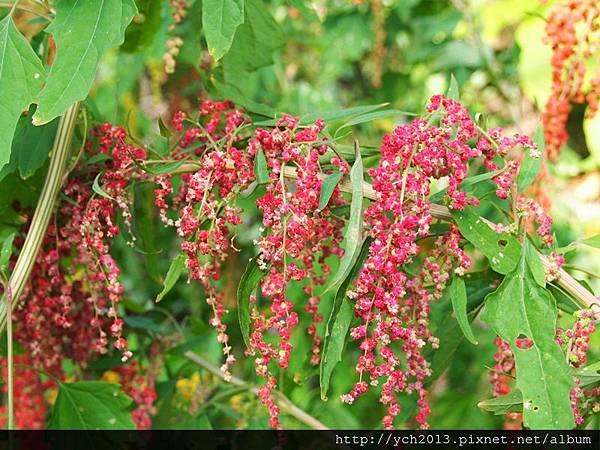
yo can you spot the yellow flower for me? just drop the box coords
[176,371,201,401]
[101,370,121,385]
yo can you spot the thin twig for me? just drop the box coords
[184,351,328,430]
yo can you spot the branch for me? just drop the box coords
[0,103,80,332]
[184,350,329,429]
[174,162,598,315]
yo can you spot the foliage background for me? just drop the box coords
[0,0,599,429]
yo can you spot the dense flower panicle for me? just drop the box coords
[10,123,147,376]
[247,115,346,428]
[543,0,600,159]
[488,337,522,429]
[0,355,52,429]
[159,100,253,380]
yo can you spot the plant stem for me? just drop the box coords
[184,351,328,429]
[5,286,13,430]
[0,103,80,333]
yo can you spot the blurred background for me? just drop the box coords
[2,0,599,429]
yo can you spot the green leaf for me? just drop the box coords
[121,0,162,53]
[0,230,16,274]
[92,171,114,200]
[318,171,343,211]
[320,237,371,400]
[581,234,600,248]
[0,15,46,171]
[575,361,600,388]
[336,109,414,132]
[124,315,163,333]
[33,0,137,124]
[478,390,523,416]
[254,148,269,184]
[322,145,364,295]
[48,381,135,429]
[156,254,186,302]
[142,159,187,175]
[237,255,269,347]
[525,239,546,287]
[482,250,575,429]
[254,104,389,127]
[157,116,172,138]
[447,73,460,100]
[517,125,543,192]
[449,276,478,345]
[203,0,245,61]
[451,206,520,275]
[429,169,503,204]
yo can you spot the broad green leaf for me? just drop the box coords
[33,0,137,124]
[318,171,343,211]
[0,16,46,171]
[121,0,162,53]
[451,206,520,274]
[0,230,16,274]
[482,250,575,429]
[478,391,523,416]
[447,73,460,100]
[203,0,244,61]
[254,148,269,184]
[322,146,364,295]
[320,237,371,400]
[449,276,478,345]
[237,255,269,347]
[581,234,600,248]
[49,381,135,429]
[156,254,186,302]
[517,125,543,192]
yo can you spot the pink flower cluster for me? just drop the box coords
[340,95,532,429]
[247,115,346,428]
[156,100,254,380]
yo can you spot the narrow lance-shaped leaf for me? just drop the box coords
[0,15,46,171]
[254,148,269,184]
[320,237,371,400]
[517,125,543,192]
[156,254,186,302]
[323,144,364,294]
[203,0,245,61]
[449,276,478,345]
[237,255,269,347]
[481,248,575,429]
[478,390,523,416]
[33,0,137,124]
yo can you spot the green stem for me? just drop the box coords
[6,285,13,430]
[0,103,80,333]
